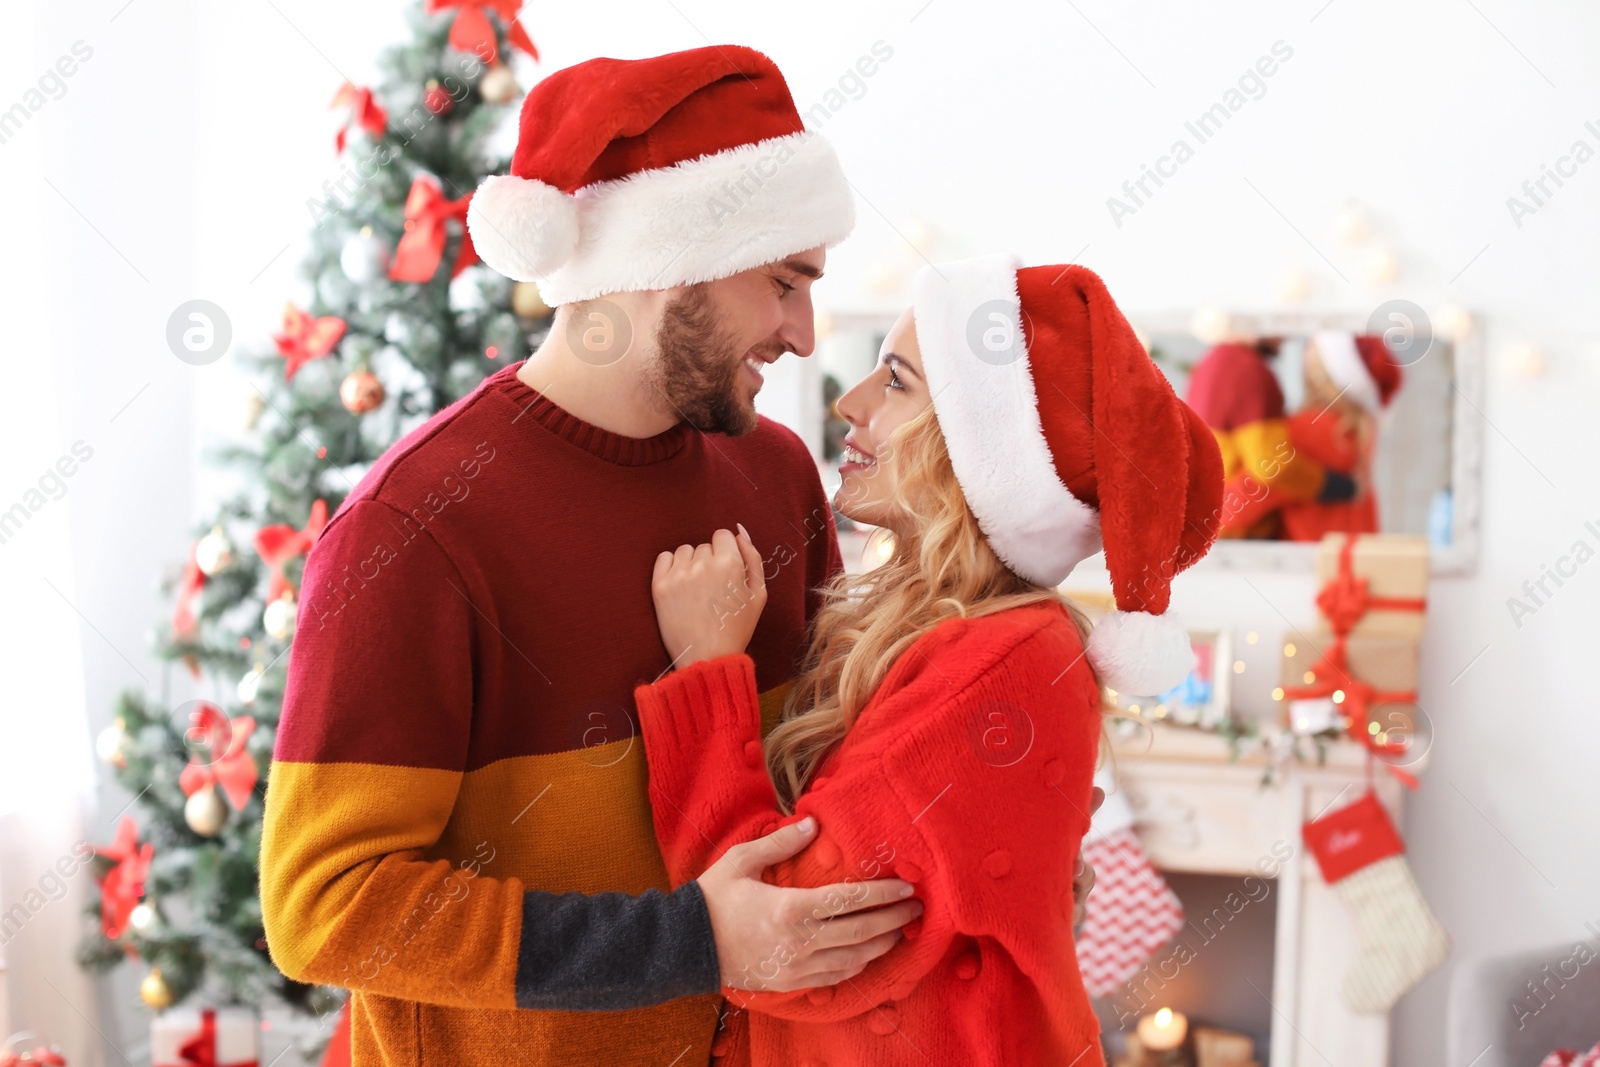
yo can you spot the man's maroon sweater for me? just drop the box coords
[260,361,842,1066]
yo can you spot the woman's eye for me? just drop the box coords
[887,366,904,390]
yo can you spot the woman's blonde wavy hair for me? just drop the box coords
[765,402,1109,813]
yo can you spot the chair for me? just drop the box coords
[1447,942,1600,1067]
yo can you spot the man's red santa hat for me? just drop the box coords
[1309,331,1404,412]
[467,45,854,306]
[912,255,1225,696]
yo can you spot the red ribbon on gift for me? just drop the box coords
[93,817,153,939]
[330,83,387,155]
[171,1010,258,1067]
[254,499,328,603]
[1281,652,1420,789]
[1285,535,1428,788]
[273,305,347,380]
[178,704,259,811]
[1315,536,1428,640]
[389,177,478,283]
[425,0,538,64]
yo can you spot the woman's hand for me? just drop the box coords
[653,524,768,669]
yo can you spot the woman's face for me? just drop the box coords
[1303,341,1368,422]
[833,306,933,530]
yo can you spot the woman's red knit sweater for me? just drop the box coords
[634,602,1108,1067]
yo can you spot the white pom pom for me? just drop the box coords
[1086,609,1194,697]
[466,175,579,283]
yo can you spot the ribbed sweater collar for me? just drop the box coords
[493,362,692,466]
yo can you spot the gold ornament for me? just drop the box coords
[479,64,521,105]
[511,281,550,320]
[195,526,235,576]
[244,391,267,431]
[140,967,174,1010]
[263,593,297,640]
[184,784,228,837]
[340,368,386,414]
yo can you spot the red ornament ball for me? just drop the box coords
[340,369,386,414]
[424,83,453,116]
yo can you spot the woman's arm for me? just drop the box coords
[634,611,1103,1022]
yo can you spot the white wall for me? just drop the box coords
[21,0,1597,1063]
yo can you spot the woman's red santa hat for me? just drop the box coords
[1309,331,1404,412]
[911,255,1225,696]
[467,45,854,306]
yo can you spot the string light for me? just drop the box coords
[1332,690,1346,704]
[1284,643,1297,657]
[1271,687,1285,701]
[1246,631,1259,645]
[1232,660,1246,674]
[1303,671,1316,684]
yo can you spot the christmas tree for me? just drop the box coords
[77,0,548,1029]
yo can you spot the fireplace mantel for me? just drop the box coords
[1110,725,1406,1067]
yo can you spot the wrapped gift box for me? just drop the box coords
[1314,533,1430,639]
[1279,629,1419,742]
[1194,1025,1259,1067]
[151,1007,258,1067]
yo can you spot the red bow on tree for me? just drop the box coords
[172,541,206,638]
[272,304,347,380]
[254,499,329,602]
[425,0,538,65]
[94,816,153,939]
[178,704,259,811]
[331,82,388,154]
[389,177,478,283]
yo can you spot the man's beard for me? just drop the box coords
[648,283,762,436]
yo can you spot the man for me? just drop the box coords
[261,45,1095,1067]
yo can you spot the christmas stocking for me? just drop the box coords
[1302,790,1449,1013]
[1076,769,1186,998]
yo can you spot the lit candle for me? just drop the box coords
[1137,1007,1188,1052]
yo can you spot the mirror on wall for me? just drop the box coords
[813,309,1482,575]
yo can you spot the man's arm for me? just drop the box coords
[260,499,719,1011]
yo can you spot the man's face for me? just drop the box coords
[646,246,825,436]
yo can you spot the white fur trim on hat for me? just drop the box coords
[911,253,1102,587]
[467,175,581,283]
[482,129,855,305]
[1310,330,1381,413]
[1086,609,1194,696]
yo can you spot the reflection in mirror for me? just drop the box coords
[1148,331,1454,545]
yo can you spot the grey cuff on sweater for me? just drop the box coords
[513,880,721,1011]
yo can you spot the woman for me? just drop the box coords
[1278,331,1402,541]
[634,255,1224,1066]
